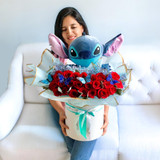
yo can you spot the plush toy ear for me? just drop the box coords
[48,33,68,58]
[103,34,123,57]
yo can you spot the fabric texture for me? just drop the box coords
[117,104,160,160]
[0,48,24,140]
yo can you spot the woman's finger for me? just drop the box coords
[61,126,68,136]
[59,116,69,129]
[101,120,109,128]
[60,122,69,136]
[101,114,109,135]
[101,116,109,129]
[101,121,109,136]
[60,121,69,129]
[102,127,108,136]
[59,114,69,136]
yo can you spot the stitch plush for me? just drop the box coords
[48,33,123,67]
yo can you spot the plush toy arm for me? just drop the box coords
[103,34,123,57]
[48,33,68,58]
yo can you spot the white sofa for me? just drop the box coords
[0,43,160,160]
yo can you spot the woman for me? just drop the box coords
[49,7,109,160]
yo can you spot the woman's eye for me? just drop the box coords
[62,29,66,32]
[94,46,100,55]
[62,27,67,32]
[70,49,77,57]
[71,27,76,29]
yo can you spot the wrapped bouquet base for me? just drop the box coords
[65,103,104,141]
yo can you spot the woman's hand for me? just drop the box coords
[101,105,109,136]
[48,99,69,136]
[59,111,69,136]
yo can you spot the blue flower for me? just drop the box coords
[102,64,111,70]
[106,73,119,85]
[58,74,64,83]
[65,77,71,85]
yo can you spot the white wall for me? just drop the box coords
[0,0,160,96]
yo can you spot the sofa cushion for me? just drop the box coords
[118,45,160,105]
[24,84,49,104]
[22,43,50,103]
[0,103,70,160]
[117,104,160,160]
[0,51,24,140]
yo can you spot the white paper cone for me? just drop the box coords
[65,103,104,141]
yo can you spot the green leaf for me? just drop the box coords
[116,89,123,95]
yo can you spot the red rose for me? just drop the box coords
[52,88,62,96]
[58,82,65,88]
[111,72,120,80]
[55,70,63,76]
[68,89,81,98]
[63,70,73,78]
[80,72,88,78]
[52,74,59,81]
[96,73,106,81]
[85,82,93,89]
[93,80,101,89]
[49,81,58,90]
[103,81,111,89]
[91,74,97,81]
[73,72,80,78]
[88,89,97,98]
[109,85,117,95]
[79,87,88,98]
[61,86,69,95]
[73,80,83,89]
[97,89,110,99]
[115,80,123,89]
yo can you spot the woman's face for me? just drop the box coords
[62,15,84,47]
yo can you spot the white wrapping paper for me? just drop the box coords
[65,103,104,141]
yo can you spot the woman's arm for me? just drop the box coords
[49,99,69,136]
[101,105,109,136]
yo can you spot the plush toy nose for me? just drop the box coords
[79,51,91,59]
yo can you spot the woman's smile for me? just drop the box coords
[68,36,76,40]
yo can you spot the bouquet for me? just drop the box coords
[25,34,131,140]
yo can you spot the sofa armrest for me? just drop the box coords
[0,48,24,140]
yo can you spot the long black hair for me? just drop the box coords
[54,7,89,44]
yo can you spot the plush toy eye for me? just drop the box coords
[70,49,77,57]
[94,46,100,55]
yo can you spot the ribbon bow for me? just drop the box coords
[66,103,103,139]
